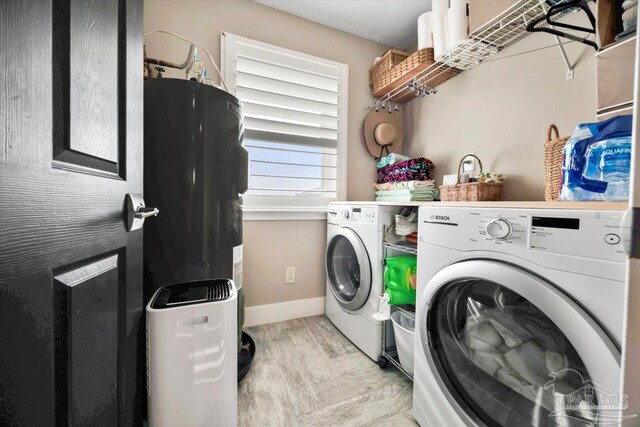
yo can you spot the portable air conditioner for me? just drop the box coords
[146,279,237,427]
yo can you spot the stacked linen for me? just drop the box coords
[374,180,439,202]
[376,156,435,183]
[376,153,410,169]
[375,154,436,201]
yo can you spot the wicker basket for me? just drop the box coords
[439,154,503,202]
[369,48,410,88]
[371,48,460,103]
[544,124,569,201]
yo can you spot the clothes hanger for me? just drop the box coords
[526,0,598,50]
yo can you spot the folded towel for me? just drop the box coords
[376,189,410,197]
[623,0,637,10]
[623,4,638,20]
[376,153,411,169]
[411,188,438,194]
[412,180,436,188]
[375,194,437,202]
[375,188,439,197]
[374,180,435,191]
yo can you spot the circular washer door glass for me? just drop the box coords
[327,235,362,303]
[428,279,598,426]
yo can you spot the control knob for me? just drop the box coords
[341,209,350,219]
[485,218,512,240]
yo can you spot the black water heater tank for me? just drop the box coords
[143,78,248,345]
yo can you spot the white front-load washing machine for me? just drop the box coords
[325,203,397,362]
[413,206,628,426]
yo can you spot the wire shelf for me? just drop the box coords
[376,0,577,103]
[382,345,414,380]
[380,303,416,381]
[384,241,418,255]
[393,304,416,318]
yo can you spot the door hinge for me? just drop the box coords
[620,207,640,258]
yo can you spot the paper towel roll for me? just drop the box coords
[432,0,449,16]
[417,12,434,49]
[432,0,450,60]
[448,2,469,52]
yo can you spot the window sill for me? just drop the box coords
[242,206,328,221]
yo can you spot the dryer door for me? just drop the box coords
[419,260,622,426]
[326,228,372,312]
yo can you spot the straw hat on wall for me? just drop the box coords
[362,111,404,159]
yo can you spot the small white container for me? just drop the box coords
[391,310,415,373]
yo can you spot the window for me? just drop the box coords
[221,33,348,220]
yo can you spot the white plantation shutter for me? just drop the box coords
[221,33,347,214]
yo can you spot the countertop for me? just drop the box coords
[329,201,628,210]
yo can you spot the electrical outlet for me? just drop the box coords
[461,153,478,174]
[285,267,296,284]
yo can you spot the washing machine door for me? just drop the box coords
[326,227,372,312]
[419,260,622,427]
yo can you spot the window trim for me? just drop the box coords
[221,32,348,221]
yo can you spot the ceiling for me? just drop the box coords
[254,0,432,49]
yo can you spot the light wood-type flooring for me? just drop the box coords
[238,315,417,426]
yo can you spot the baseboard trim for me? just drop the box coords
[244,296,326,327]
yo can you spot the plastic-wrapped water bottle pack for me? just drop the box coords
[559,115,633,201]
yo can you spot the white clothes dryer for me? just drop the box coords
[325,203,398,362]
[413,206,628,426]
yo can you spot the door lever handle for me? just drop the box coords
[126,193,159,231]
[135,206,160,219]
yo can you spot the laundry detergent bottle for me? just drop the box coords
[383,256,417,305]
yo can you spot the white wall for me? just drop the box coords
[405,14,597,201]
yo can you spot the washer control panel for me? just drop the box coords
[485,218,513,240]
[528,215,625,260]
[472,211,528,246]
[350,207,377,223]
[420,207,626,263]
[328,205,378,225]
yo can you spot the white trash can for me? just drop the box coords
[391,310,415,373]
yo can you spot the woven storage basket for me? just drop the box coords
[369,48,410,88]
[372,48,460,103]
[544,124,569,201]
[439,154,503,201]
